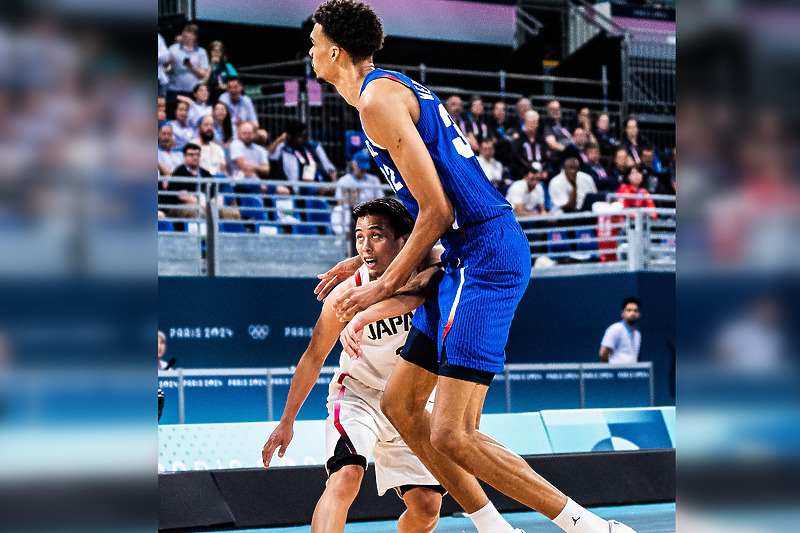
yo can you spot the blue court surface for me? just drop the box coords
[212,503,675,533]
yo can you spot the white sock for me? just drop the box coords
[469,501,516,533]
[552,498,609,533]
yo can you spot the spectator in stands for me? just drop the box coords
[600,297,642,364]
[175,141,241,223]
[158,330,169,370]
[508,97,532,138]
[639,147,669,195]
[192,115,228,175]
[562,126,590,165]
[476,137,506,192]
[158,33,170,96]
[218,77,258,127]
[463,95,488,140]
[269,119,337,194]
[212,102,235,147]
[444,94,467,134]
[506,162,548,217]
[166,23,210,101]
[510,110,546,180]
[169,100,195,151]
[157,123,183,176]
[336,151,383,214]
[594,113,618,160]
[548,157,597,214]
[157,96,167,122]
[616,166,656,217]
[621,118,643,165]
[162,143,209,231]
[575,107,598,145]
[178,84,212,128]
[582,142,616,192]
[488,100,511,139]
[609,147,634,190]
[207,40,238,103]
[229,121,271,179]
[543,100,573,170]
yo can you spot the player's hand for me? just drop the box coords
[334,281,388,321]
[262,421,294,467]
[340,313,368,360]
[314,256,363,301]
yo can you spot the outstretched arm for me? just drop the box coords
[262,281,352,466]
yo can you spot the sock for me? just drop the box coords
[552,498,609,533]
[469,501,516,533]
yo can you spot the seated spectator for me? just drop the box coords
[207,40,238,103]
[575,107,598,145]
[621,118,643,165]
[269,120,337,194]
[463,94,489,141]
[444,95,466,132]
[507,97,532,139]
[609,147,634,190]
[616,166,656,218]
[192,115,228,175]
[169,100,195,151]
[582,142,616,192]
[549,157,597,214]
[543,100,573,170]
[506,162,548,217]
[157,123,183,176]
[178,84,212,128]
[212,102,236,148]
[218,77,258,127]
[166,24,209,101]
[157,96,167,122]
[594,113,619,160]
[639,146,669,195]
[162,143,209,231]
[336,151,384,213]
[476,137,506,192]
[158,33,170,97]
[562,126,590,165]
[510,110,546,180]
[229,122,271,180]
[488,100,512,139]
[174,142,241,224]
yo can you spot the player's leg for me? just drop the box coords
[310,463,364,533]
[397,486,442,533]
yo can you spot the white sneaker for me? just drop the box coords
[608,520,637,533]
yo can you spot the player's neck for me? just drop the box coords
[332,60,375,107]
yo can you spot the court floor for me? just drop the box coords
[231,503,675,533]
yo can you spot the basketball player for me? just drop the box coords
[309,2,638,532]
[262,198,445,533]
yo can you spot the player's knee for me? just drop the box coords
[403,489,441,532]
[430,424,470,460]
[327,465,363,501]
[380,393,411,430]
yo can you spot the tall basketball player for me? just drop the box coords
[309,2,638,532]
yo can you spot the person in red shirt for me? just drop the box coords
[617,166,657,218]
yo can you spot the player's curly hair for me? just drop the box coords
[313,0,385,60]
[352,198,414,238]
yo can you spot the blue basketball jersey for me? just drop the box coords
[359,69,511,245]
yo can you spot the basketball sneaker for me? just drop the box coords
[608,520,637,532]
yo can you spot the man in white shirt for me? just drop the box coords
[548,157,597,214]
[229,122,270,178]
[476,137,504,191]
[166,24,209,98]
[157,124,183,176]
[336,151,384,208]
[505,162,548,217]
[600,297,642,364]
[192,115,227,175]
[158,33,170,95]
[218,77,259,127]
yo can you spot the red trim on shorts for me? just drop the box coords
[333,373,357,454]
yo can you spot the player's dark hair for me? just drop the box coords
[622,296,641,310]
[352,198,414,239]
[313,0,385,60]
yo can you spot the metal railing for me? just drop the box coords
[158,362,654,424]
[157,177,675,278]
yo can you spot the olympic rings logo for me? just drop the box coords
[248,325,271,340]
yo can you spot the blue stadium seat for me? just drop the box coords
[238,196,267,221]
[576,229,598,252]
[220,222,247,233]
[547,230,570,254]
[305,198,332,235]
[158,220,174,232]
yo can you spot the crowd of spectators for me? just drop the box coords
[157,22,674,238]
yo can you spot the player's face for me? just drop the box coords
[354,214,405,280]
[309,24,336,82]
[622,303,640,324]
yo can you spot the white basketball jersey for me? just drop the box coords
[335,264,414,394]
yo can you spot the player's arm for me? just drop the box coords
[262,280,352,466]
[335,82,454,316]
[599,345,612,363]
